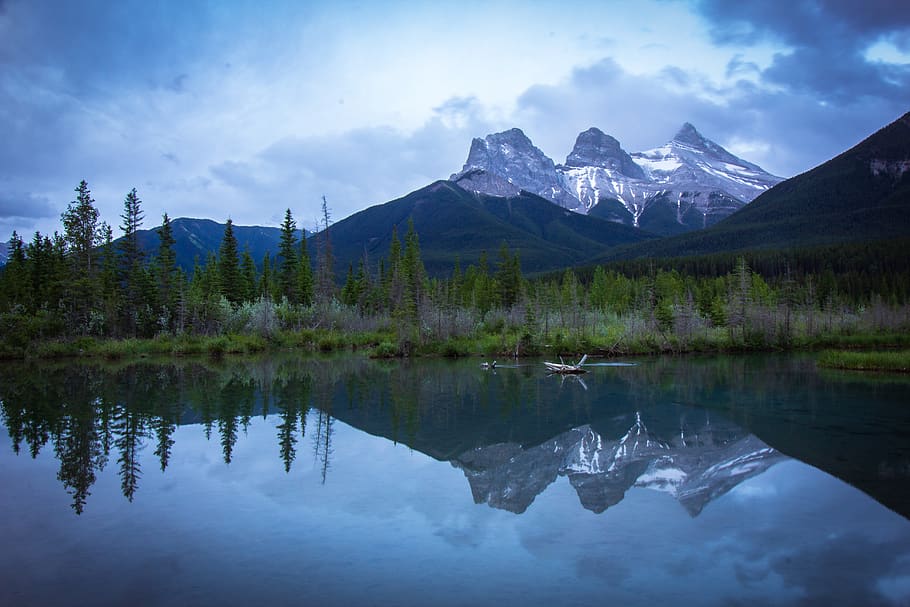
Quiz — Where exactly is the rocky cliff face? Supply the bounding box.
[453,128,583,211]
[451,124,784,236]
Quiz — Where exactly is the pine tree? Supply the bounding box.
[341,263,357,306]
[240,248,257,302]
[590,265,609,311]
[100,223,121,336]
[61,180,104,331]
[496,242,522,309]
[62,180,102,274]
[1,231,27,309]
[316,196,334,301]
[385,225,402,309]
[119,188,144,270]
[401,218,425,322]
[260,253,274,300]
[277,208,299,303]
[119,188,145,334]
[156,213,179,329]
[297,237,314,306]
[218,219,242,305]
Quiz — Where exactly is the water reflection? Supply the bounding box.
[454,412,786,515]
[1,354,908,519]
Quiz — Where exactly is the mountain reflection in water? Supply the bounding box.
[0,354,907,520]
[455,414,785,515]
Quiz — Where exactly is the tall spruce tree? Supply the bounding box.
[119,188,144,270]
[297,236,314,306]
[156,213,179,328]
[1,231,27,309]
[218,219,242,305]
[401,218,425,322]
[241,248,257,302]
[100,223,121,336]
[277,208,299,303]
[61,180,104,331]
[316,196,334,301]
[496,241,522,309]
[118,188,145,334]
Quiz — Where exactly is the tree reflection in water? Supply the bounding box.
[0,354,908,518]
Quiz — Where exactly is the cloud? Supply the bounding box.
[0,192,56,220]
[510,50,909,179]
[2,0,909,243]
[693,0,910,105]
[695,0,910,46]
[206,98,496,229]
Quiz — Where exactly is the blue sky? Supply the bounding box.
[1,0,909,239]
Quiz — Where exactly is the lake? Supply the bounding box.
[1,354,909,606]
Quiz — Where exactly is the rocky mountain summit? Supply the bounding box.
[452,128,581,210]
[451,123,784,235]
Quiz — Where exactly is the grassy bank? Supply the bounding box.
[3,324,909,363]
[816,349,910,373]
[1,329,392,361]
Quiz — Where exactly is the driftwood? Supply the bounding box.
[544,354,588,374]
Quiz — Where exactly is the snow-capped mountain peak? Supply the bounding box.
[631,124,780,205]
[452,128,583,212]
[564,127,645,179]
[450,123,785,236]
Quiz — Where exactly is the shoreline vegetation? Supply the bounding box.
[2,181,909,364]
[5,324,910,363]
[816,349,910,373]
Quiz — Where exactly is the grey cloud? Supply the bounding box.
[693,0,910,107]
[0,1,211,95]
[512,53,909,179]
[769,533,910,605]
[695,0,910,47]
[762,45,910,103]
[725,54,761,78]
[514,58,725,163]
[0,192,56,220]
[207,100,496,226]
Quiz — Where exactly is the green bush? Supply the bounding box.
[371,341,398,358]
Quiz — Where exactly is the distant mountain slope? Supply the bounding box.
[598,111,910,261]
[324,180,655,277]
[132,218,305,272]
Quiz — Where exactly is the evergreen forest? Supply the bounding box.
[1,181,908,360]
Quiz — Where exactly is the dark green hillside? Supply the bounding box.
[131,218,305,272]
[599,111,910,261]
[588,191,744,236]
[322,180,655,277]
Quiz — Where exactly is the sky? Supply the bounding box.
[1,0,909,240]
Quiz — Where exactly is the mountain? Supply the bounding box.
[131,218,306,272]
[451,124,783,236]
[451,128,582,211]
[453,414,786,516]
[324,180,655,277]
[597,110,910,260]
[0,241,7,266]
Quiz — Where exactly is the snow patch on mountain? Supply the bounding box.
[451,123,785,235]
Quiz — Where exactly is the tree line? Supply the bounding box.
[1,180,908,356]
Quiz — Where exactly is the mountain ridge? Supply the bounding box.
[452,123,784,236]
[132,217,306,272]
[596,109,910,260]
[323,179,655,277]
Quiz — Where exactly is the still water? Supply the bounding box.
[1,354,909,606]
